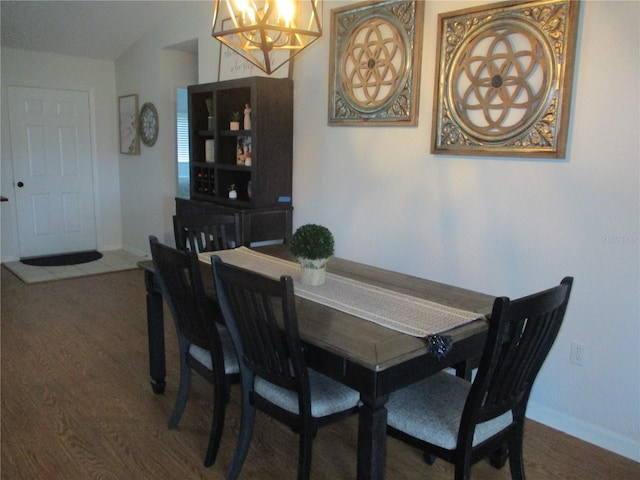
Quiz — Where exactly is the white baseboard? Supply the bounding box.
[527,401,640,462]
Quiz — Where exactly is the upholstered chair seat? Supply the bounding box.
[254,369,360,417]
[386,277,573,480]
[387,371,512,450]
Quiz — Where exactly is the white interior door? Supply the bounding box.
[8,86,97,258]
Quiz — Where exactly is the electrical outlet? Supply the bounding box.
[570,341,585,365]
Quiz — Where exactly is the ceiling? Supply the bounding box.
[1,1,201,61]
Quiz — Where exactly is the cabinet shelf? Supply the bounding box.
[187,76,292,208]
[192,162,250,170]
[220,129,251,136]
[197,130,215,136]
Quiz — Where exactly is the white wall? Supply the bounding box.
[0,48,122,261]
[290,0,640,460]
[115,2,210,253]
[1,0,637,463]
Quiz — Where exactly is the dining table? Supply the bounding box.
[138,244,496,480]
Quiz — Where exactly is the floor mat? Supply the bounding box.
[3,250,147,284]
[21,251,103,267]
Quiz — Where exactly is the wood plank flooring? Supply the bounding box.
[2,266,638,479]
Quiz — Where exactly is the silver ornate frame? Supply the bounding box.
[328,0,424,126]
[431,0,580,158]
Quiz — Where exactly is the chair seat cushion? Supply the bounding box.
[254,369,359,417]
[387,371,512,450]
[188,323,239,375]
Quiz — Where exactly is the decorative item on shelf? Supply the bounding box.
[247,181,252,199]
[212,0,323,75]
[205,98,214,130]
[289,224,335,286]
[236,136,252,165]
[243,103,251,130]
[230,111,241,130]
[228,183,237,199]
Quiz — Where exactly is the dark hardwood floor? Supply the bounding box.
[1,266,638,479]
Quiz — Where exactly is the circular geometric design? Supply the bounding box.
[340,16,407,112]
[139,102,159,147]
[446,19,555,143]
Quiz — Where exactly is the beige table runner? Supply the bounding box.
[200,247,484,338]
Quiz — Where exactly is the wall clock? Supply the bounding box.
[139,102,159,147]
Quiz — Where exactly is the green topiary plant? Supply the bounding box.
[289,224,335,260]
[230,111,241,122]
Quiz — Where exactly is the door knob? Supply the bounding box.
[16,181,24,188]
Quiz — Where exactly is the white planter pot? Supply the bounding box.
[298,258,328,286]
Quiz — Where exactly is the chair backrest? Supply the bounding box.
[211,256,310,406]
[462,277,573,433]
[173,214,240,253]
[149,235,219,350]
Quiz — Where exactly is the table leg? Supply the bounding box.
[357,393,389,480]
[144,270,166,394]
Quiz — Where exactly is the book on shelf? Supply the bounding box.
[205,139,214,163]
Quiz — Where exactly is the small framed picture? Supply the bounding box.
[236,136,252,166]
[118,94,140,155]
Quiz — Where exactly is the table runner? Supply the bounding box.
[200,247,484,340]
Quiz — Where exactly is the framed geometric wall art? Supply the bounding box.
[328,0,424,126]
[431,0,581,158]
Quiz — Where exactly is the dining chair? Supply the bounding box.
[149,236,239,467]
[386,277,574,480]
[211,256,361,480]
[173,213,240,253]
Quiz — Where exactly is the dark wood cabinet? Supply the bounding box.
[188,76,293,207]
[184,76,293,245]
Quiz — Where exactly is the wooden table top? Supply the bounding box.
[244,245,495,372]
[141,245,496,372]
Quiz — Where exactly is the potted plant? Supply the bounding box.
[228,183,237,199]
[229,111,241,130]
[289,224,335,286]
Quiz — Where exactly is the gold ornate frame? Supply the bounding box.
[328,0,424,126]
[431,0,580,158]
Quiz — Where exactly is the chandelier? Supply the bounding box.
[212,0,323,75]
